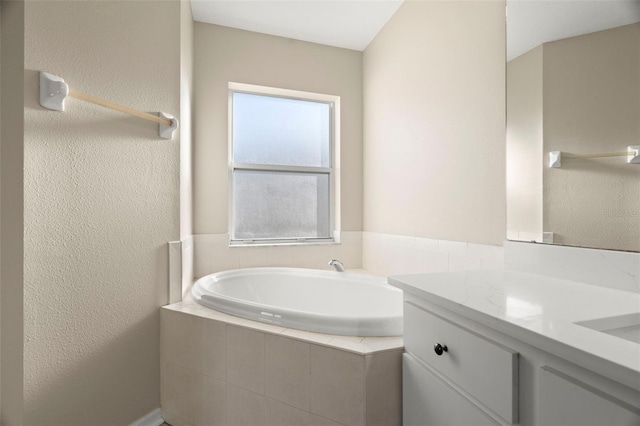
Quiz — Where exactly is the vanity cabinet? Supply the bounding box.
[539,367,640,426]
[403,299,518,425]
[403,353,499,426]
[401,293,640,426]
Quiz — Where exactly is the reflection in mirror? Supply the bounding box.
[506,0,640,252]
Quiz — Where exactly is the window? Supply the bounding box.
[229,83,340,245]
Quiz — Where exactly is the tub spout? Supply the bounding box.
[328,259,345,272]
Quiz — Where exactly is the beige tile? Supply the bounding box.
[227,384,266,426]
[202,308,250,326]
[194,240,213,279]
[310,345,365,426]
[162,362,199,425]
[182,236,194,298]
[238,246,268,268]
[448,254,482,272]
[329,335,364,354]
[199,316,226,380]
[241,320,286,335]
[416,236,439,252]
[326,338,365,355]
[467,242,504,261]
[481,257,505,270]
[169,241,183,304]
[437,239,468,256]
[292,244,336,270]
[422,250,450,273]
[161,310,200,368]
[212,244,239,273]
[281,328,333,345]
[163,410,194,426]
[265,399,310,426]
[265,335,310,410]
[161,309,226,381]
[329,334,365,344]
[365,351,403,426]
[195,375,226,426]
[361,336,404,354]
[226,325,265,394]
[266,245,294,267]
[310,414,346,426]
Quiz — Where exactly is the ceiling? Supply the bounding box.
[191,0,404,51]
[507,0,640,61]
[191,0,640,58]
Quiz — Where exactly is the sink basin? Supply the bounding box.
[576,313,640,345]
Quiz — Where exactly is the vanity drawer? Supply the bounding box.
[404,302,519,424]
[403,353,499,426]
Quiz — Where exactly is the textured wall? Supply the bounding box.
[363,0,506,245]
[543,23,640,251]
[1,1,25,424]
[193,23,363,234]
[23,1,181,424]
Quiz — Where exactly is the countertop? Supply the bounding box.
[388,269,640,392]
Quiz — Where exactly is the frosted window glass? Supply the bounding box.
[233,170,330,240]
[233,92,331,167]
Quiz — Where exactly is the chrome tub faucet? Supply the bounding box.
[328,259,345,272]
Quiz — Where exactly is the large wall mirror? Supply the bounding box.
[506,0,640,252]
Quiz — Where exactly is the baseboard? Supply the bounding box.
[129,408,164,426]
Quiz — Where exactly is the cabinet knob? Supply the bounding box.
[433,343,448,356]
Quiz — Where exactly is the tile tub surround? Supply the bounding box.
[193,232,363,279]
[161,302,403,426]
[504,240,640,293]
[362,232,504,277]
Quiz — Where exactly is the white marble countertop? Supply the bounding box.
[388,269,640,392]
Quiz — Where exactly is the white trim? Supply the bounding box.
[233,163,332,174]
[227,82,341,246]
[128,408,164,426]
[229,81,339,103]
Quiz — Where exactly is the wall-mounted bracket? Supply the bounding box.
[549,151,561,168]
[40,72,69,111]
[628,146,640,164]
[38,71,179,140]
[158,112,179,140]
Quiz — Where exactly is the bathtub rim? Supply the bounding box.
[191,267,403,337]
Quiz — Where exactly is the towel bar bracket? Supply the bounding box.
[549,146,640,168]
[39,71,178,140]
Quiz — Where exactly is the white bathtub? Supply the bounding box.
[191,267,403,336]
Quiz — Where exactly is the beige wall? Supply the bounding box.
[181,0,194,239]
[193,23,363,234]
[543,23,640,251]
[23,1,182,424]
[0,5,2,419]
[1,1,25,424]
[506,45,543,241]
[363,0,506,246]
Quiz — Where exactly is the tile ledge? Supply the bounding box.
[161,303,403,355]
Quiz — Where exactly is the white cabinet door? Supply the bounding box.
[403,354,499,426]
[539,367,640,426]
[404,302,519,424]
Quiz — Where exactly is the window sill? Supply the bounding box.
[229,240,340,248]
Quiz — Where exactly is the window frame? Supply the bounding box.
[228,82,341,246]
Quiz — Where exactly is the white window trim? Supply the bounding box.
[227,82,341,247]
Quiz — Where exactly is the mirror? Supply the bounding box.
[506,0,640,252]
